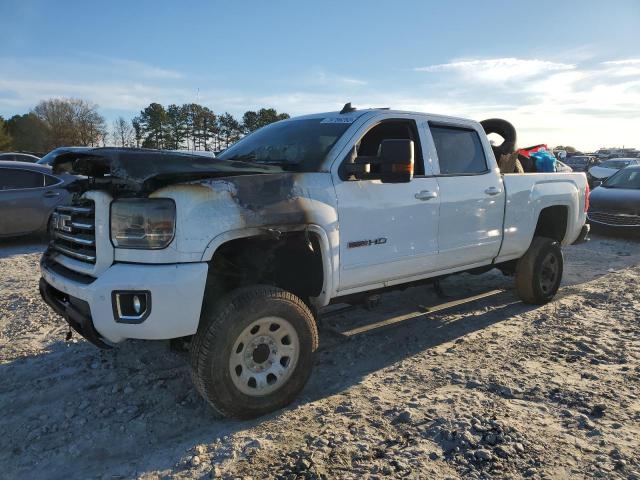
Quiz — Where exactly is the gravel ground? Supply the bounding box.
[0,232,639,479]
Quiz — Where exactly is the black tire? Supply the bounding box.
[480,118,517,158]
[189,285,318,419]
[515,236,563,304]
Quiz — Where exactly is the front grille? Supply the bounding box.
[51,200,97,263]
[588,210,640,227]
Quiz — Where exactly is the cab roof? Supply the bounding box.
[285,108,477,126]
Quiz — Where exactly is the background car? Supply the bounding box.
[588,165,640,231]
[587,158,640,187]
[0,152,41,162]
[564,155,599,172]
[555,160,573,173]
[0,161,76,238]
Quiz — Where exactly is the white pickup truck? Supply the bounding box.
[40,106,590,418]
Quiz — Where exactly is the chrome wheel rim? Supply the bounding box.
[540,252,559,294]
[229,316,300,396]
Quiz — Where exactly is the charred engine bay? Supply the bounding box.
[51,147,283,196]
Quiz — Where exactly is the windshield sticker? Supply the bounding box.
[321,117,356,124]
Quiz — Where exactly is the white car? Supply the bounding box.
[587,158,640,187]
[555,160,573,173]
[0,152,41,162]
[39,107,590,418]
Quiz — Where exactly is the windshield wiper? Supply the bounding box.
[226,153,257,161]
[223,155,301,172]
[226,156,299,168]
[253,159,300,166]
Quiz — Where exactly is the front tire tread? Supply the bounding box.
[189,285,318,419]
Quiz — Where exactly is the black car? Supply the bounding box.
[564,155,598,173]
[587,165,640,230]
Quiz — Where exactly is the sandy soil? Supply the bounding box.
[0,232,639,479]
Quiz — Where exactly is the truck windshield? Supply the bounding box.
[218,118,351,171]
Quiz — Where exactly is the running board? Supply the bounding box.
[321,288,505,338]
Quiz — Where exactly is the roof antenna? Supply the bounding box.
[340,102,356,114]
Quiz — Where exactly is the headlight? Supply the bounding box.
[111,199,176,249]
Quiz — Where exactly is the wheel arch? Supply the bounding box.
[201,224,334,307]
[533,205,569,243]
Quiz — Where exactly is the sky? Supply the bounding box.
[0,0,639,151]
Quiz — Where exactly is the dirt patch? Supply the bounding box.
[0,233,639,479]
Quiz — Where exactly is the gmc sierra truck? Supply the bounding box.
[39,107,590,418]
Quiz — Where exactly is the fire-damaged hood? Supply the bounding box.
[51,147,283,194]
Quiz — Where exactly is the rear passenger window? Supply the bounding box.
[44,174,60,186]
[0,169,45,189]
[431,125,488,175]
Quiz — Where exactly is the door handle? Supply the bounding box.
[484,187,501,196]
[415,190,438,201]
[43,191,61,198]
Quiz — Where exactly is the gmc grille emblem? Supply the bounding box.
[53,212,73,232]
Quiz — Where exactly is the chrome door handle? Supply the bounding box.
[484,187,501,196]
[415,190,438,201]
[43,191,61,198]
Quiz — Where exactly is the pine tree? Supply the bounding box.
[0,116,13,150]
[138,103,167,149]
[166,104,188,149]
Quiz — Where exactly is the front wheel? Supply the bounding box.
[189,285,318,418]
[515,236,563,304]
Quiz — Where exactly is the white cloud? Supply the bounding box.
[414,58,575,82]
[412,56,640,149]
[1,55,639,150]
[601,58,640,65]
[598,59,640,77]
[0,78,193,111]
[106,58,185,80]
[305,68,367,87]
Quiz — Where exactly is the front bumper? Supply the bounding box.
[39,278,112,349]
[40,257,209,344]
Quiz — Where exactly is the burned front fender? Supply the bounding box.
[114,172,339,268]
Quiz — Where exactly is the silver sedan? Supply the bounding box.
[0,161,76,238]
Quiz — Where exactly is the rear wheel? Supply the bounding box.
[515,236,563,304]
[190,285,318,418]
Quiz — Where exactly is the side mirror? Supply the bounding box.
[344,139,414,183]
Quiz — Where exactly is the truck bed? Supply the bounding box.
[497,172,588,262]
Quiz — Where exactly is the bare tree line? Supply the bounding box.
[0,97,289,154]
